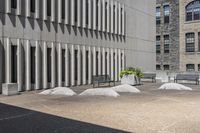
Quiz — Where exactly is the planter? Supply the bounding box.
[121,75,140,85]
[2,83,19,96]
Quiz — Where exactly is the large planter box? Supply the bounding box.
[2,83,19,96]
[121,75,140,85]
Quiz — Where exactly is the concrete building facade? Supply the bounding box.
[0,0,155,92]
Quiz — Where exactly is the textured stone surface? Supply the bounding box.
[156,0,180,71]
[2,83,19,96]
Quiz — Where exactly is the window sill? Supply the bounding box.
[185,20,200,24]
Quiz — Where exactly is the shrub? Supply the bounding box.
[120,67,144,78]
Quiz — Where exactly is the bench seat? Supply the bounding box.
[174,74,199,85]
[92,75,115,88]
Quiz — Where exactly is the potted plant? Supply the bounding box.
[120,67,144,85]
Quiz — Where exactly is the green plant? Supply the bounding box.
[119,67,144,78]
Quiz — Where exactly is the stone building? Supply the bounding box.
[179,0,200,72]
[156,0,180,71]
[0,0,155,92]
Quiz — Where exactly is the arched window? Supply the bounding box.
[186,0,200,21]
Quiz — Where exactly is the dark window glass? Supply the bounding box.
[96,0,99,27]
[113,5,115,32]
[186,0,200,21]
[31,47,36,84]
[198,32,200,51]
[31,0,35,13]
[186,64,195,71]
[105,2,107,30]
[198,64,200,71]
[156,36,161,54]
[62,0,65,19]
[156,65,161,70]
[75,0,77,23]
[47,0,51,16]
[86,0,89,25]
[156,7,161,25]
[164,65,170,70]
[11,0,17,9]
[186,33,195,52]
[164,5,170,24]
[11,46,17,83]
[164,35,170,53]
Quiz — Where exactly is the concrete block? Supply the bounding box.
[2,83,19,96]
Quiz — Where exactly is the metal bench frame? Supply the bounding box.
[92,75,115,88]
[174,74,200,85]
[142,73,156,83]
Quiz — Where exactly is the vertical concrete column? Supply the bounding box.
[82,46,86,85]
[17,39,22,91]
[102,48,106,75]
[115,1,118,35]
[71,0,75,26]
[93,0,97,30]
[65,44,69,86]
[51,43,56,88]
[98,0,102,31]
[43,42,48,89]
[98,47,101,75]
[17,0,21,15]
[118,3,121,35]
[88,46,92,84]
[82,0,86,28]
[26,0,31,17]
[118,49,121,80]
[122,50,125,70]
[6,38,11,83]
[65,0,69,24]
[107,0,110,33]
[35,0,40,19]
[114,49,118,81]
[43,0,47,20]
[102,0,105,32]
[71,45,75,86]
[35,41,40,90]
[88,0,92,29]
[25,40,31,91]
[110,48,114,81]
[58,43,62,87]
[51,0,55,22]
[78,0,81,27]
[77,45,81,85]
[110,0,114,33]
[122,4,125,36]
[6,0,11,13]
[58,0,62,23]
[93,47,96,76]
[107,48,110,76]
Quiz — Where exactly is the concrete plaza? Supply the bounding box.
[0,82,200,133]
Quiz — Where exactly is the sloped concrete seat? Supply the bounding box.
[2,83,19,96]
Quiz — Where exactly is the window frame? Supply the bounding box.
[186,33,195,52]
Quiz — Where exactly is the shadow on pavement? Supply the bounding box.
[0,103,131,133]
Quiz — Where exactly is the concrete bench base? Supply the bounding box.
[2,83,19,96]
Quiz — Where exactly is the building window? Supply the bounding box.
[186,0,200,21]
[62,0,65,19]
[186,33,195,52]
[198,64,200,71]
[164,5,170,24]
[31,0,35,13]
[11,0,17,9]
[105,2,108,30]
[164,35,170,53]
[198,32,200,51]
[156,7,161,25]
[164,65,170,70]
[96,0,99,27]
[186,64,195,71]
[86,0,89,25]
[75,0,77,23]
[156,65,161,70]
[47,0,51,16]
[113,5,116,32]
[156,36,161,54]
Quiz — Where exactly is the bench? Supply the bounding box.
[92,75,115,88]
[142,73,156,83]
[174,74,200,85]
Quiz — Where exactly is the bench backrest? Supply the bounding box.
[92,75,111,82]
[143,73,156,78]
[176,74,199,80]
